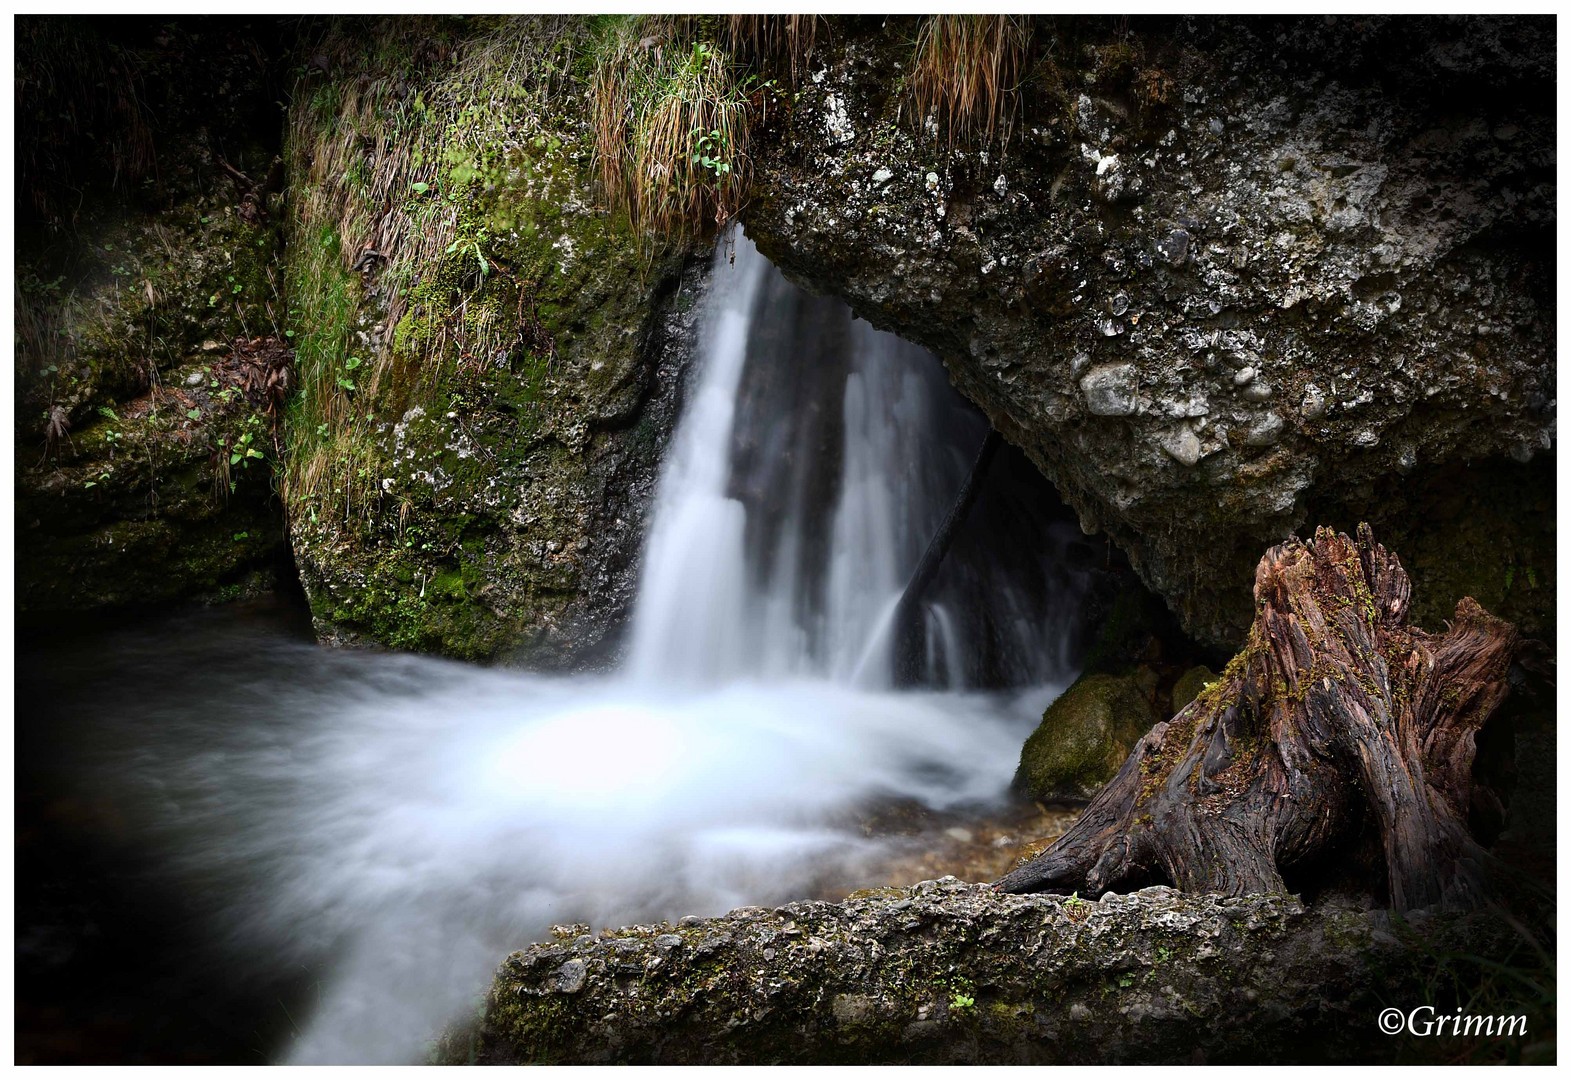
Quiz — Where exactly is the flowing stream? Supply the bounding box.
[17,232,1088,1064]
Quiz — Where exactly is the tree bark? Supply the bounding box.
[996,525,1523,912]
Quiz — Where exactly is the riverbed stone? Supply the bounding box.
[1014,671,1155,802]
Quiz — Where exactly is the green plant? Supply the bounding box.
[591,24,752,236]
[950,993,975,1010]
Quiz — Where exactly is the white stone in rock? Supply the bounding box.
[1161,425,1203,467]
[1080,364,1139,416]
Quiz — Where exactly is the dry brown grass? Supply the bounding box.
[591,20,752,236]
[906,15,1032,148]
[725,14,818,82]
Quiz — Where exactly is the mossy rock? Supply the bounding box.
[1015,670,1155,802]
[16,358,284,619]
[281,18,708,666]
[1170,665,1218,716]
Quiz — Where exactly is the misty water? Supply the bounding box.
[18,233,1089,1063]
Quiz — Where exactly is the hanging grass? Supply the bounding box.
[282,17,577,522]
[906,15,1032,148]
[591,20,753,237]
[725,14,818,83]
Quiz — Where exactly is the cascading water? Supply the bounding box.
[17,231,1090,1064]
[631,232,1081,688]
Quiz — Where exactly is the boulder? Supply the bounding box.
[15,18,290,619]
[280,20,709,665]
[1169,664,1217,715]
[743,15,1555,650]
[1015,671,1155,802]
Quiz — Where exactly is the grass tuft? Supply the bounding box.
[282,17,576,523]
[906,15,1031,148]
[591,19,752,237]
[725,14,818,82]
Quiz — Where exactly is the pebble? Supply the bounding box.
[1301,385,1327,420]
[1244,412,1285,447]
[1161,426,1203,467]
[556,958,588,994]
[1158,229,1191,266]
[1080,364,1139,417]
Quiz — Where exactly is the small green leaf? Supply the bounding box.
[231,453,242,465]
[284,329,296,338]
[412,181,430,194]
[187,408,201,420]
[84,481,97,489]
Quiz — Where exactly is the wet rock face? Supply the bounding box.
[288,250,709,667]
[282,21,712,667]
[17,354,287,619]
[743,15,1554,649]
[461,880,1515,1065]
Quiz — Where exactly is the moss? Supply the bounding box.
[282,17,703,664]
[1170,665,1218,716]
[1015,671,1156,802]
[17,357,284,619]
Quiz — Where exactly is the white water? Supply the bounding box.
[47,232,1081,1063]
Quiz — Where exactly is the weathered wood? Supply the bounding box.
[891,428,1002,685]
[996,525,1523,912]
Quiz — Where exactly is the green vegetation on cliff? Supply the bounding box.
[281,16,712,662]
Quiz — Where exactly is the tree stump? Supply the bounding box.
[996,525,1524,912]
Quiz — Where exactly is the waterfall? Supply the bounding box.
[19,229,1090,1065]
[629,230,1074,689]
[625,239,769,682]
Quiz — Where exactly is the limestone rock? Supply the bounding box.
[744,15,1555,649]
[459,882,1529,1064]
